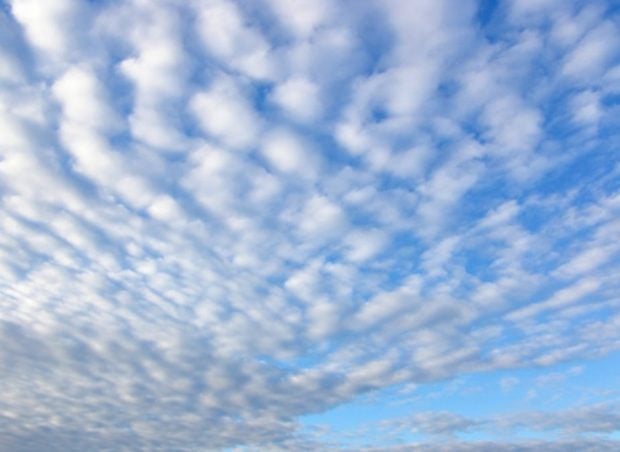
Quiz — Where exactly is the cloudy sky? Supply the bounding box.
[1,0,619,450]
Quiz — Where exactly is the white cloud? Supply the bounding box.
[481,95,542,154]
[562,21,619,80]
[1,0,620,449]
[117,3,191,152]
[285,259,323,302]
[194,0,276,80]
[147,194,184,223]
[353,276,422,330]
[52,67,121,133]
[9,0,85,59]
[190,76,262,150]
[556,245,615,277]
[510,0,564,18]
[297,194,347,242]
[267,0,335,39]
[507,277,602,322]
[571,89,602,125]
[271,77,323,122]
[260,128,319,176]
[344,228,389,262]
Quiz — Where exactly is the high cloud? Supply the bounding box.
[1,0,619,450]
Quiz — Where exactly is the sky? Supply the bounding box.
[0,0,619,450]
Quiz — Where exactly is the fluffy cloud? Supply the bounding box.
[271,77,323,122]
[1,0,619,450]
[191,75,263,150]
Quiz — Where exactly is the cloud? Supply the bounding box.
[358,439,620,452]
[1,0,619,449]
[562,20,619,81]
[271,77,323,122]
[267,0,336,39]
[349,403,620,449]
[195,0,276,80]
[407,411,482,436]
[9,0,87,60]
[52,67,121,132]
[260,128,320,177]
[191,75,263,150]
[498,403,620,434]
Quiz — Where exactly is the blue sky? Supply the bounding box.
[0,0,619,450]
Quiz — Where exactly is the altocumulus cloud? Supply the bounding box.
[0,0,620,450]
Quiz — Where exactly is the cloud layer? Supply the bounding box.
[1,0,619,449]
